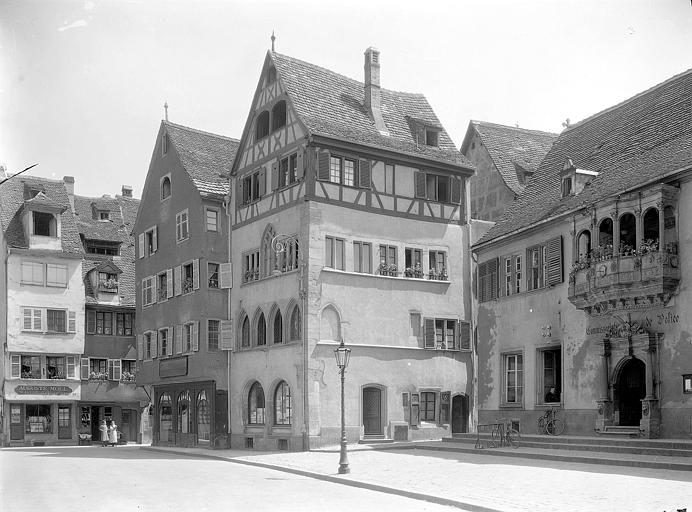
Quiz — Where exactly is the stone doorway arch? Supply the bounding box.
[613,356,646,426]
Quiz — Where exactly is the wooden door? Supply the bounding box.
[451,395,467,434]
[10,404,24,441]
[362,387,382,435]
[58,405,71,439]
[121,409,137,443]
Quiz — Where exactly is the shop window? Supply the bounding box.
[159,393,173,442]
[289,305,301,341]
[248,382,265,424]
[197,390,211,443]
[503,353,523,405]
[274,381,292,425]
[178,390,192,434]
[26,404,52,433]
[33,211,56,237]
[420,392,436,422]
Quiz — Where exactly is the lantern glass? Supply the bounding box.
[334,340,351,370]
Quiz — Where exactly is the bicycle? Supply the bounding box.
[495,418,521,448]
[537,407,565,436]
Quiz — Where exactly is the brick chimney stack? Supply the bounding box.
[121,185,133,198]
[63,176,75,212]
[364,47,389,136]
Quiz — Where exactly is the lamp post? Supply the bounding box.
[334,339,351,474]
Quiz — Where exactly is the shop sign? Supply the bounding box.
[586,310,679,337]
[15,385,72,395]
[159,356,188,378]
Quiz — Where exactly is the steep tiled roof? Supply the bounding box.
[164,121,240,197]
[271,52,472,169]
[464,121,557,194]
[477,68,692,246]
[74,195,124,242]
[0,175,83,254]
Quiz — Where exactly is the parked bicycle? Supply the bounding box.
[537,407,565,435]
[495,418,521,448]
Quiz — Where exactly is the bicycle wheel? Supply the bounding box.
[536,416,546,435]
[507,428,521,448]
[546,418,565,436]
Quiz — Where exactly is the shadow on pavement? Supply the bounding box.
[1,445,211,461]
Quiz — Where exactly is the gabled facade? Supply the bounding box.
[135,121,239,447]
[473,69,692,438]
[228,47,475,450]
[461,121,557,221]
[0,175,85,446]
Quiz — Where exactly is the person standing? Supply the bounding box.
[99,420,109,447]
[109,421,119,447]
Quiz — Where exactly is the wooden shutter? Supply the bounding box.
[166,269,174,298]
[87,310,96,334]
[258,168,266,196]
[220,320,233,350]
[68,311,76,332]
[11,355,20,378]
[296,149,305,179]
[193,259,200,290]
[478,259,498,302]
[175,325,183,354]
[138,233,145,259]
[81,357,90,380]
[174,266,182,296]
[271,161,279,190]
[424,318,435,348]
[152,226,158,252]
[219,262,232,289]
[152,276,158,304]
[451,176,462,205]
[318,151,330,181]
[359,159,371,189]
[237,177,244,206]
[151,331,158,359]
[414,171,426,198]
[459,321,471,350]
[113,359,121,381]
[137,334,143,361]
[353,159,360,188]
[498,257,507,298]
[108,359,114,380]
[546,236,563,286]
[193,321,199,351]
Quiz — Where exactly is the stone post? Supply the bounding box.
[640,334,660,438]
[595,338,613,432]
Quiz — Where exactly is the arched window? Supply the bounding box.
[598,218,613,248]
[577,230,591,260]
[197,390,211,443]
[159,392,173,442]
[177,390,191,434]
[161,176,171,200]
[271,101,287,131]
[248,382,265,424]
[255,111,270,140]
[241,315,250,348]
[262,225,277,278]
[273,310,283,344]
[619,213,636,253]
[256,312,266,346]
[320,305,341,341]
[289,304,301,341]
[643,208,659,242]
[274,381,292,425]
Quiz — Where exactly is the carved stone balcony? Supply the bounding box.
[568,251,680,315]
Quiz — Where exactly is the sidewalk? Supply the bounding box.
[142,441,692,512]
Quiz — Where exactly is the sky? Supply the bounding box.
[1,0,691,198]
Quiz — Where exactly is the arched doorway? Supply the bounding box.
[451,395,468,434]
[362,386,383,436]
[616,357,646,426]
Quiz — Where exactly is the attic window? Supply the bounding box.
[161,175,171,201]
[267,66,277,84]
[99,211,110,221]
[271,101,287,131]
[561,177,573,197]
[256,111,270,140]
[425,129,439,147]
[85,240,120,256]
[162,133,169,155]
[33,211,56,237]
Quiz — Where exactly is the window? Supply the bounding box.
[478,259,498,303]
[405,248,423,277]
[278,153,299,188]
[21,355,40,379]
[329,156,342,184]
[90,358,107,378]
[47,309,66,332]
[44,263,68,287]
[96,312,112,335]
[208,320,220,351]
[142,276,155,306]
[25,404,52,433]
[426,174,449,203]
[85,240,120,255]
[121,360,136,382]
[243,250,260,283]
[205,208,218,232]
[289,305,301,341]
[162,133,169,155]
[33,211,56,236]
[503,353,523,405]
[178,391,192,434]
[176,210,189,242]
[139,226,158,258]
[256,313,266,346]
[425,129,439,147]
[241,170,264,205]
[159,328,169,357]
[98,271,118,292]
[420,392,436,421]
[501,255,523,296]
[271,101,286,131]
[273,236,299,273]
[255,111,270,140]
[21,261,44,285]
[538,347,562,404]
[184,323,194,352]
[526,238,564,291]
[325,236,345,270]
[161,176,171,200]
[424,318,457,350]
[241,316,250,348]
[428,251,447,280]
[378,244,397,276]
[248,382,265,424]
[208,263,219,288]
[157,272,168,301]
[266,66,277,84]
[684,375,692,394]
[273,310,283,344]
[182,262,194,294]
[274,381,292,425]
[384,164,395,194]
[144,332,152,359]
[99,210,110,220]
[23,308,42,331]
[115,313,133,336]
[46,356,65,379]
[415,171,461,204]
[353,241,372,274]
[343,159,355,187]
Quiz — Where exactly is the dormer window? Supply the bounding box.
[161,175,171,201]
[425,129,439,147]
[98,272,118,292]
[561,177,573,197]
[33,211,56,237]
[271,101,286,131]
[256,111,270,140]
[99,211,110,221]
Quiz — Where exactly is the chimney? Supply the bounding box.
[364,47,389,136]
[121,185,133,198]
[63,176,75,212]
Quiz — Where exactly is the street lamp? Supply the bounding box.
[334,339,351,474]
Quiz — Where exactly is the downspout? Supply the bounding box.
[301,145,310,451]
[225,185,233,446]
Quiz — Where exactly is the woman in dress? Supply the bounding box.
[109,421,119,446]
[99,420,109,447]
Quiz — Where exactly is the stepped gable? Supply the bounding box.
[271,51,472,169]
[477,68,692,246]
[164,121,240,197]
[464,121,558,194]
[0,175,83,254]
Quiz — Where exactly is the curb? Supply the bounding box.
[141,446,502,512]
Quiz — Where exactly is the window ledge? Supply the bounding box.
[322,267,450,284]
[241,268,300,287]
[499,403,524,409]
[536,403,563,409]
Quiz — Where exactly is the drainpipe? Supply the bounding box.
[225,187,233,446]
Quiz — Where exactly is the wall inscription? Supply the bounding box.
[586,311,679,336]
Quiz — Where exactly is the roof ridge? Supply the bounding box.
[472,120,559,137]
[163,120,240,143]
[564,67,692,133]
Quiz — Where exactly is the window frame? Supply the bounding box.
[205,207,218,232]
[21,261,45,286]
[325,236,345,270]
[537,346,562,405]
[274,381,292,425]
[175,209,190,243]
[207,319,220,351]
[158,327,170,357]
[353,241,372,274]
[142,276,155,307]
[207,262,220,289]
[248,382,266,425]
[32,211,57,237]
[160,174,172,201]
[420,391,437,422]
[502,351,524,407]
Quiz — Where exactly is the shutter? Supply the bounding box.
[353,159,360,188]
[424,318,435,348]
[451,176,462,204]
[152,226,158,252]
[296,149,305,179]
[166,269,174,298]
[174,266,182,296]
[318,151,330,181]
[151,331,158,359]
[498,257,507,298]
[414,171,426,198]
[219,262,232,289]
[87,310,96,334]
[68,311,76,332]
[193,321,199,351]
[11,355,21,378]
[478,262,487,302]
[81,357,90,380]
[137,334,143,361]
[138,233,145,259]
[237,177,244,206]
[459,321,471,350]
[271,161,279,190]
[359,159,371,189]
[193,259,200,290]
[152,275,158,304]
[113,359,121,381]
[175,325,183,354]
[546,236,563,286]
[258,168,266,196]
[220,320,233,350]
[108,359,115,380]
[66,356,76,378]
[489,258,498,300]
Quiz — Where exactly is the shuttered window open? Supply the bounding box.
[424,318,435,348]
[414,171,426,198]
[451,176,462,205]
[317,152,330,181]
[358,159,371,189]
[459,321,471,350]
[546,236,563,286]
[478,258,498,302]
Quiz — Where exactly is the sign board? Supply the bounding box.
[5,381,80,401]
[159,356,188,378]
[16,385,72,395]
